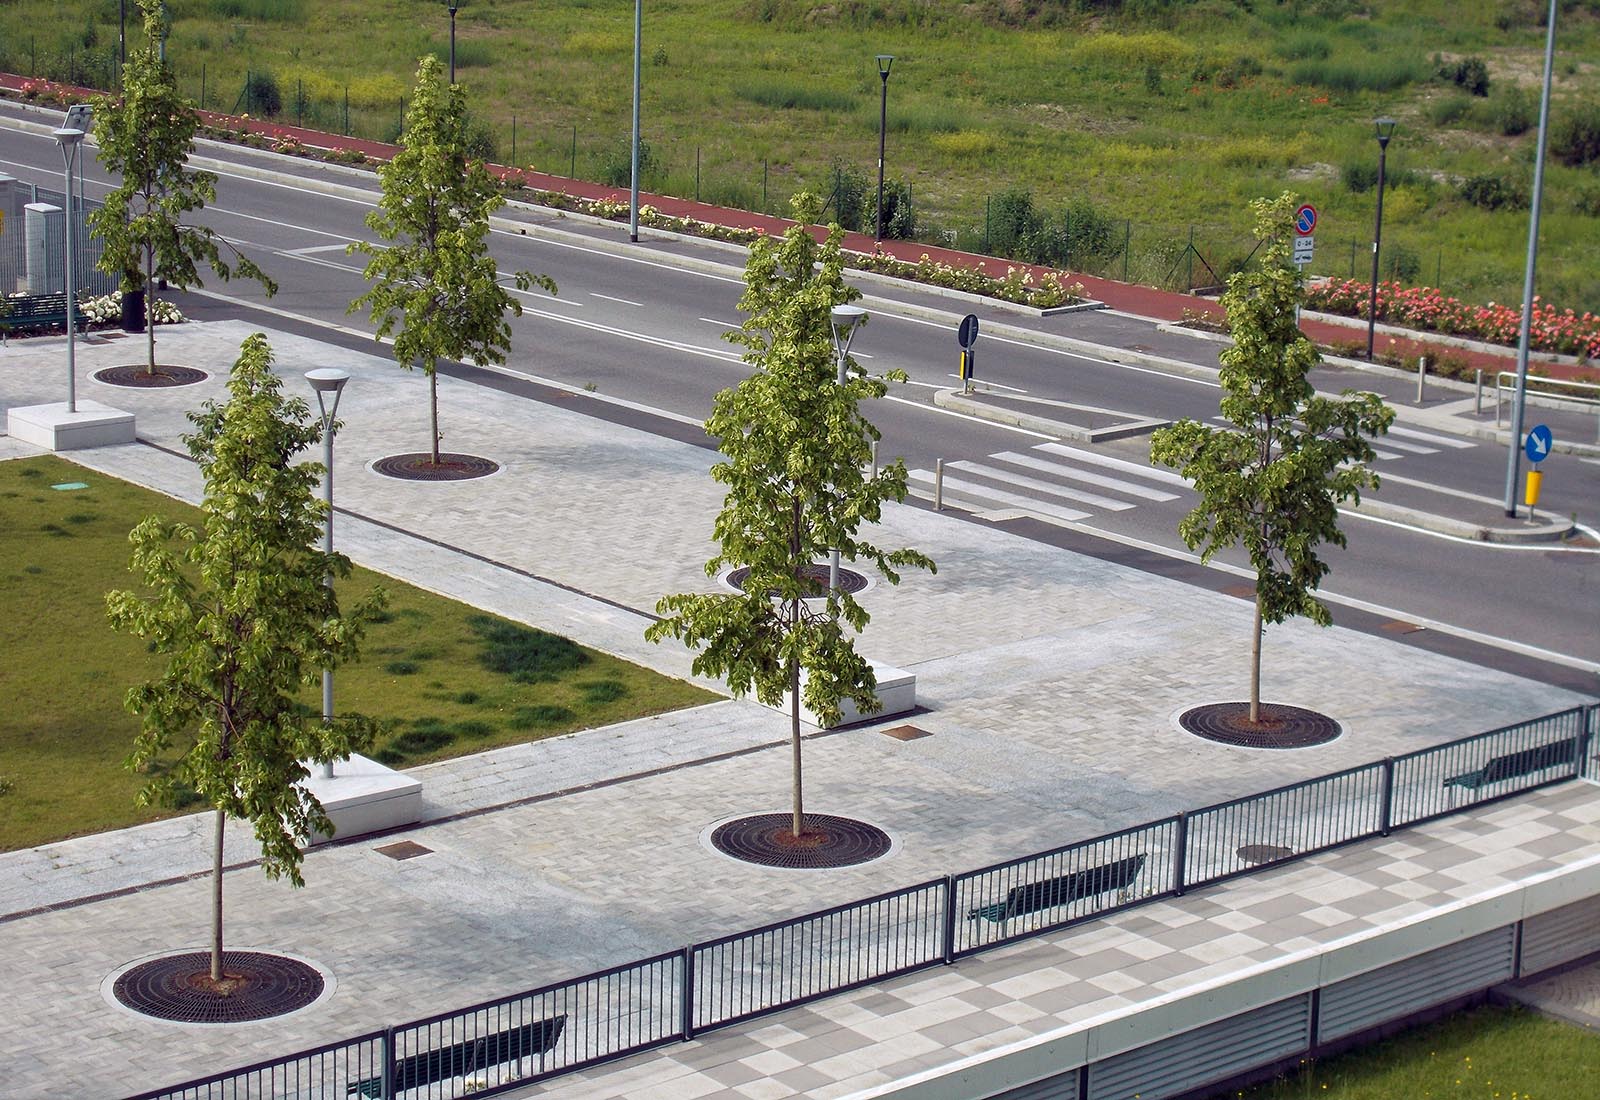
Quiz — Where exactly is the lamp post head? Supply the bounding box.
[831,304,868,339]
[877,54,894,79]
[448,2,459,14]
[306,368,350,423]
[1373,117,1397,148]
[52,126,85,149]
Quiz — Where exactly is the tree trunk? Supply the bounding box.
[789,647,803,839]
[1249,595,1263,724]
[428,370,440,465]
[143,246,156,375]
[210,808,225,982]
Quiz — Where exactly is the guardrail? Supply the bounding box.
[125,703,1597,1100]
[1495,371,1600,444]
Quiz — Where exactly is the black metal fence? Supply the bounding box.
[125,704,1597,1100]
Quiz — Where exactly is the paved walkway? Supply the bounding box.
[0,320,1595,1099]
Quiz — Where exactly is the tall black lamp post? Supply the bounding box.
[875,54,894,246]
[448,2,459,84]
[1365,117,1397,361]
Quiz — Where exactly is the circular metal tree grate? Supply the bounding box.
[372,452,500,481]
[725,564,868,598]
[710,813,891,869]
[112,951,325,1024]
[1178,703,1342,749]
[94,364,206,388]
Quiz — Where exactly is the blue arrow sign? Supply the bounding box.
[1524,424,1552,464]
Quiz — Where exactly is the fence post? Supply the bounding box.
[381,1026,397,1100]
[1123,219,1131,282]
[1380,758,1395,836]
[1172,812,1188,895]
[680,946,696,1040]
[942,875,958,964]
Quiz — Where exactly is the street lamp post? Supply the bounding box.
[448,2,459,84]
[53,126,84,414]
[629,0,642,242]
[828,304,868,597]
[874,55,894,246]
[1366,117,1396,361]
[306,368,351,779]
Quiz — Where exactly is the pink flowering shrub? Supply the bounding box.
[1307,278,1600,361]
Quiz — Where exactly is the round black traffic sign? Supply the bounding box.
[958,313,980,349]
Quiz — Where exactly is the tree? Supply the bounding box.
[106,333,383,984]
[1148,193,1393,723]
[349,54,555,465]
[646,195,934,838]
[89,0,276,374]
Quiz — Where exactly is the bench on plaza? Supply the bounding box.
[0,292,77,344]
[968,853,1147,924]
[346,1014,566,1097]
[1443,736,1589,793]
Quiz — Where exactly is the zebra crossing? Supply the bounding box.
[905,422,1476,527]
[906,442,1186,526]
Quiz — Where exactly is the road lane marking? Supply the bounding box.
[591,293,643,306]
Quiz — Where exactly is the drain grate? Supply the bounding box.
[1179,702,1342,749]
[112,951,324,1023]
[710,813,891,869]
[881,724,931,742]
[94,364,206,387]
[374,840,433,860]
[372,452,499,481]
[725,563,868,598]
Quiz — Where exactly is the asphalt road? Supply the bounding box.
[1,112,1596,686]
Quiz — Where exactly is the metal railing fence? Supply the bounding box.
[0,182,118,299]
[123,704,1598,1100]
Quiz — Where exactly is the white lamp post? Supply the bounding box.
[307,368,350,778]
[629,0,642,242]
[828,305,868,597]
[53,126,85,413]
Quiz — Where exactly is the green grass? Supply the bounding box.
[3,2,1599,305]
[0,455,716,852]
[1219,1002,1599,1100]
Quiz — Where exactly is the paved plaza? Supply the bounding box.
[1,321,1596,1098]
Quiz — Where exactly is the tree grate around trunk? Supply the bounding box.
[372,452,500,481]
[93,364,206,387]
[1179,702,1342,748]
[112,950,325,1023]
[725,563,868,598]
[710,813,891,869]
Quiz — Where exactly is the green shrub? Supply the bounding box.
[986,188,1047,259]
[1436,54,1490,97]
[825,159,869,232]
[867,178,917,240]
[1426,95,1472,127]
[600,137,657,188]
[1552,99,1600,167]
[469,615,588,682]
[246,69,282,116]
[1571,180,1600,218]
[1459,173,1528,211]
[1493,85,1534,136]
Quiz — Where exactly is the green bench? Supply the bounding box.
[0,292,77,344]
[347,1013,565,1098]
[968,853,1147,924]
[1443,737,1586,792]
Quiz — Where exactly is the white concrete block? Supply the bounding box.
[7,400,136,450]
[300,753,422,845]
[769,659,917,729]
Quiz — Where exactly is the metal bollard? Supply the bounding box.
[934,459,944,512]
[1416,357,1426,403]
[870,439,878,481]
[1475,369,1483,417]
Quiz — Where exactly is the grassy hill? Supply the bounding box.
[4,0,1600,308]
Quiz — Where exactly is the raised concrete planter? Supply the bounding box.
[299,754,422,845]
[8,400,136,450]
[771,659,917,729]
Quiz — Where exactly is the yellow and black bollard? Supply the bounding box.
[1524,468,1543,519]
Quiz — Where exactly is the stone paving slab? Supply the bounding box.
[0,321,1595,1099]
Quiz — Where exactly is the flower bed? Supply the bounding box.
[1307,278,1600,362]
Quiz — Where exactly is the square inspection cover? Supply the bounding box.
[374,841,433,861]
[881,724,932,742]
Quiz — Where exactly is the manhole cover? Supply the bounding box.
[725,563,868,598]
[710,813,891,869]
[94,364,206,387]
[374,840,432,860]
[372,452,500,481]
[882,724,931,742]
[112,951,324,1023]
[1178,702,1341,748]
[1237,844,1295,865]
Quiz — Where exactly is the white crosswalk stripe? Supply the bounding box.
[1386,423,1476,449]
[1203,417,1471,461]
[907,442,1192,525]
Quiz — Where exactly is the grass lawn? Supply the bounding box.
[4,2,1599,307]
[0,454,716,852]
[1218,1002,1599,1100]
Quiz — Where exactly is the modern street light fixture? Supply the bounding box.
[53,126,84,414]
[448,2,460,84]
[1365,117,1397,361]
[828,304,868,597]
[629,0,642,242]
[306,368,351,779]
[1504,0,1560,519]
[874,55,894,247]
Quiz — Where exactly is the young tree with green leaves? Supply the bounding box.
[349,54,555,465]
[1149,192,1393,723]
[646,195,934,839]
[89,0,275,374]
[107,333,383,984]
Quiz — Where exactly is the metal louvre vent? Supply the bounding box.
[1318,926,1515,1043]
[1085,995,1311,1100]
[985,1066,1081,1100]
[1520,895,1600,977]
